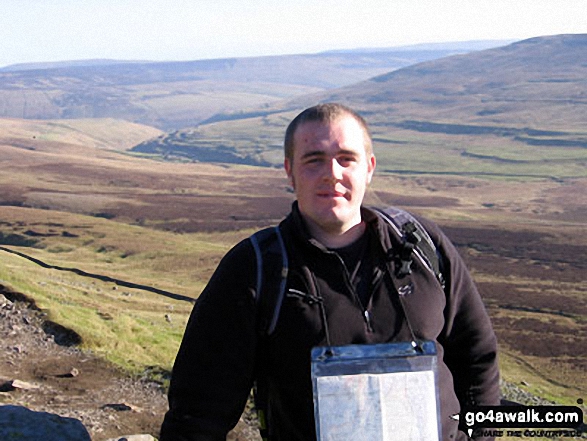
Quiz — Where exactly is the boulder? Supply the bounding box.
[0,405,91,440]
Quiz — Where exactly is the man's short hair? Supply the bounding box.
[284,103,373,163]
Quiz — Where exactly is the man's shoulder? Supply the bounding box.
[215,235,258,271]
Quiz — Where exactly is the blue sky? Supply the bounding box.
[2,0,586,67]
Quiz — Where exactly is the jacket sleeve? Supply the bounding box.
[421,218,501,408]
[160,239,259,441]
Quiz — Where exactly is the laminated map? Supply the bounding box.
[315,370,439,441]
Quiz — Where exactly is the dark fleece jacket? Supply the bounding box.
[160,204,500,441]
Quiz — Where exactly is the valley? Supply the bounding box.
[0,35,585,440]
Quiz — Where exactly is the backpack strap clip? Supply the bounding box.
[372,206,445,290]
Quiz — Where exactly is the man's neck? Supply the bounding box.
[307,219,367,249]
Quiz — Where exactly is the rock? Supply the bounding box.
[0,379,40,391]
[0,405,91,440]
[12,379,40,390]
[105,435,157,441]
[500,379,552,406]
[102,402,142,412]
[57,367,80,378]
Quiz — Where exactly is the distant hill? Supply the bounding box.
[0,59,148,72]
[0,41,509,131]
[326,34,587,130]
[133,34,587,180]
[322,39,514,54]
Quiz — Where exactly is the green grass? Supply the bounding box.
[371,131,587,179]
[0,250,192,373]
[0,208,252,374]
[160,116,587,181]
[499,351,583,407]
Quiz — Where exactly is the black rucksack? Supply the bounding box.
[249,206,445,336]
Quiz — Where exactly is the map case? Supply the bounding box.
[311,341,442,441]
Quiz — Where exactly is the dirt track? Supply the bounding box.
[0,284,261,441]
[0,284,169,440]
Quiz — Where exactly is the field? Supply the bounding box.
[138,109,587,184]
[0,118,585,439]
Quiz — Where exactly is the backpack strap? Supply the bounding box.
[372,206,447,352]
[373,206,445,290]
[249,226,288,440]
[249,226,289,336]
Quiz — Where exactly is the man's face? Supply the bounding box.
[284,116,376,236]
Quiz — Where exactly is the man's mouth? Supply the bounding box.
[316,189,347,199]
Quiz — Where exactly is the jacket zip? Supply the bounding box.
[286,288,321,305]
[330,251,374,333]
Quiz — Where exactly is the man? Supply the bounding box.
[160,103,500,440]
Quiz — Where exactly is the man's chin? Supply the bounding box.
[317,208,357,229]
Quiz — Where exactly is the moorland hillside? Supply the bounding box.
[138,34,587,179]
[0,42,502,131]
[328,34,587,130]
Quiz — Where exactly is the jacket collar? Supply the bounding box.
[284,202,391,254]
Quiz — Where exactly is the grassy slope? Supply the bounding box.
[139,109,587,180]
[150,36,587,183]
[0,117,163,150]
[0,117,282,372]
[0,206,249,373]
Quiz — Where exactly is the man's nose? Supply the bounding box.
[324,158,343,181]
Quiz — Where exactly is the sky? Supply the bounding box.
[2,0,587,68]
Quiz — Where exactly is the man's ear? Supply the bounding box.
[367,154,376,184]
[284,158,294,188]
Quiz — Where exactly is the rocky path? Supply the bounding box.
[0,285,169,440]
[0,283,260,441]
